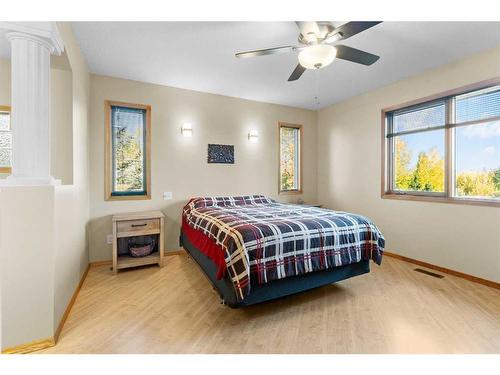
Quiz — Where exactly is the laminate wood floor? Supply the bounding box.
[39,253,500,354]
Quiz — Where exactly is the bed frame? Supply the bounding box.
[180,230,370,308]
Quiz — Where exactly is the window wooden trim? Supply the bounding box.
[278,121,303,195]
[105,100,151,201]
[0,105,11,174]
[381,77,500,208]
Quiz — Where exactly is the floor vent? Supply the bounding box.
[414,268,445,278]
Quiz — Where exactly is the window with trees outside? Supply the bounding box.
[383,81,500,205]
[105,101,151,200]
[279,122,302,193]
[0,106,12,174]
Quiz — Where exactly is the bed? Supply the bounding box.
[181,195,385,307]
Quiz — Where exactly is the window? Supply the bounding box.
[383,80,500,205]
[279,122,302,193]
[390,101,446,194]
[455,87,500,200]
[0,106,12,174]
[105,101,151,200]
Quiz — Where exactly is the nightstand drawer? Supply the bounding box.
[116,218,160,237]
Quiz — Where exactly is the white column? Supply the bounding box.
[0,23,64,186]
[8,33,53,184]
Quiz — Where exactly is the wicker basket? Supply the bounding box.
[128,238,156,258]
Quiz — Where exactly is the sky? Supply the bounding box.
[456,121,500,172]
[400,121,500,173]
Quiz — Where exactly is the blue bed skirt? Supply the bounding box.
[181,230,370,308]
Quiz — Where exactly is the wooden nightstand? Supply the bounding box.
[112,210,165,273]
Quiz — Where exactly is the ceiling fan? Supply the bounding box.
[235,21,382,81]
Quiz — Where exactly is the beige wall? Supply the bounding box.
[0,187,56,348]
[0,58,9,105]
[318,45,500,282]
[53,22,91,333]
[51,66,73,185]
[88,75,318,261]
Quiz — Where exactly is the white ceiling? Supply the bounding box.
[3,22,500,109]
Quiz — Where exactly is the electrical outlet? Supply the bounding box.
[163,191,173,200]
[106,234,113,245]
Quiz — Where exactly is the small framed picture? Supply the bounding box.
[207,144,235,164]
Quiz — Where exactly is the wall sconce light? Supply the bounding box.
[181,123,193,137]
[248,130,259,143]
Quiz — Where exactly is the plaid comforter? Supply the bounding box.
[182,195,385,301]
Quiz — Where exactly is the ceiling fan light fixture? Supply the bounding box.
[298,44,337,70]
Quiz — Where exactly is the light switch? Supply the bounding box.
[163,191,173,200]
[106,234,113,245]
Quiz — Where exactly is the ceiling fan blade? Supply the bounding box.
[288,64,306,81]
[327,21,382,42]
[335,45,380,65]
[235,45,296,58]
[295,21,320,36]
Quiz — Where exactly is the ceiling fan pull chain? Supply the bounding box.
[314,69,321,107]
